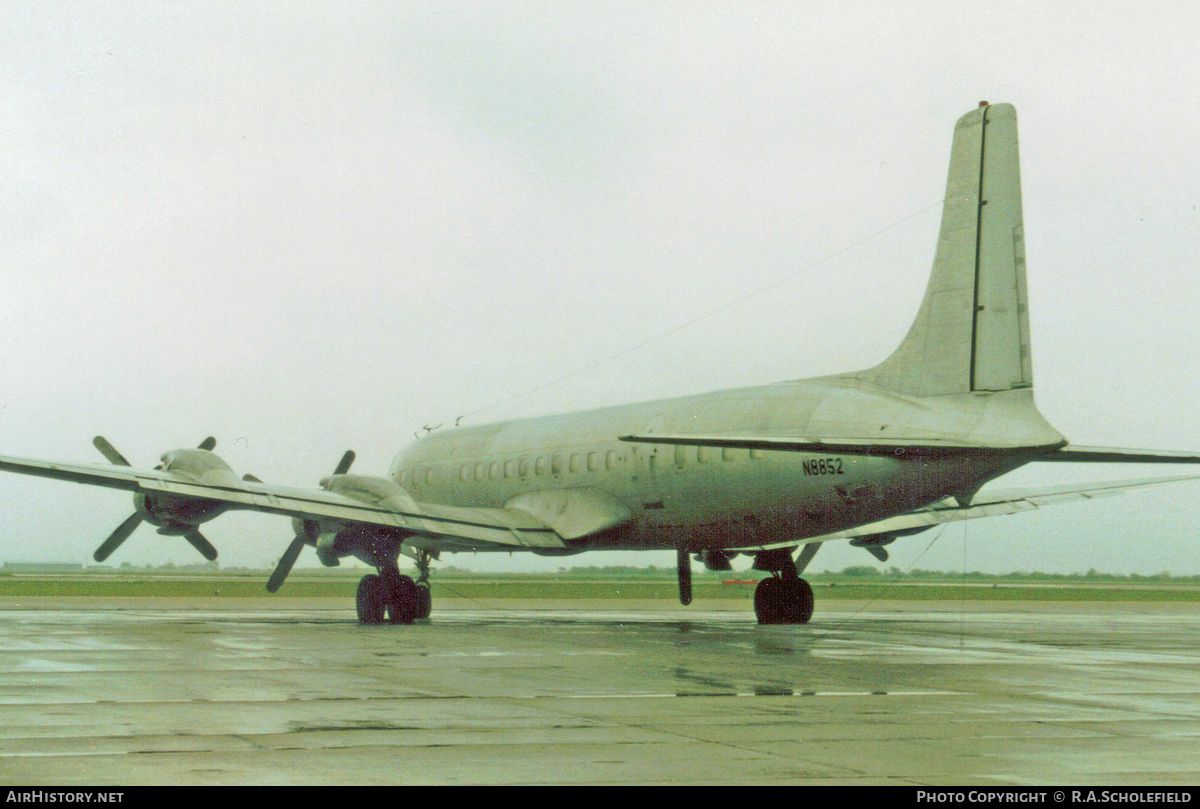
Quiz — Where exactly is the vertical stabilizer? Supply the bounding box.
[860,103,1032,397]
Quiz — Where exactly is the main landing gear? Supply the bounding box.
[752,547,817,625]
[356,551,433,625]
[677,545,818,625]
[754,575,814,625]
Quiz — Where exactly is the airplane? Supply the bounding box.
[3,101,1200,626]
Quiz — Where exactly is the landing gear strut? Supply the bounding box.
[752,548,815,625]
[413,550,433,620]
[676,549,692,606]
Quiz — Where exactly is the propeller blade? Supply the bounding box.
[93,436,131,467]
[333,450,355,476]
[93,513,143,562]
[266,535,306,593]
[863,545,889,563]
[242,473,262,483]
[183,530,218,561]
[197,437,216,451]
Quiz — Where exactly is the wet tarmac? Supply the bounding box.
[0,600,1197,785]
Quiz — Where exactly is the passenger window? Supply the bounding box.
[474,463,484,481]
[535,456,547,475]
[489,461,499,480]
[425,468,434,485]
[519,458,530,477]
[674,445,688,468]
[697,447,709,463]
[587,452,598,471]
[606,450,618,470]
[459,465,469,482]
[552,454,563,474]
[411,468,421,487]
[569,454,581,473]
[750,449,765,459]
[504,460,516,478]
[722,447,741,461]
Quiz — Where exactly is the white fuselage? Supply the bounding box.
[386,377,1058,552]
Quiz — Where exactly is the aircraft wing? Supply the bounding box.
[0,452,565,550]
[739,474,1200,552]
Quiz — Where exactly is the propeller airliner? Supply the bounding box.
[4,102,1198,624]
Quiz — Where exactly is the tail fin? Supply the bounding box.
[861,102,1033,397]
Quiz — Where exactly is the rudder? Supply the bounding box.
[860,102,1033,397]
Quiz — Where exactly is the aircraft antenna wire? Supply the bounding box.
[452,198,945,425]
[815,523,948,638]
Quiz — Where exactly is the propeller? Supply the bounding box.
[267,535,306,593]
[333,450,355,475]
[90,435,220,563]
[93,435,131,467]
[265,449,355,592]
[93,511,143,562]
[183,530,219,561]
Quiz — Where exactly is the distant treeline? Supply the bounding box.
[821,566,1199,583]
[9,562,1198,583]
[507,565,1200,583]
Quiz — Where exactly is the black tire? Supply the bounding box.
[382,571,418,624]
[415,584,432,620]
[356,574,385,625]
[795,577,814,624]
[754,577,781,624]
[754,577,815,625]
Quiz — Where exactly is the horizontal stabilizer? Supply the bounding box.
[736,474,1200,553]
[1035,445,1200,464]
[618,433,1063,457]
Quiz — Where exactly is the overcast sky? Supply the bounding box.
[3,1,1200,576]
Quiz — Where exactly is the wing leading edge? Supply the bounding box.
[0,452,565,551]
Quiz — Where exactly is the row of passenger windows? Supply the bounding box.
[688,446,764,464]
[459,449,620,482]
[398,445,765,488]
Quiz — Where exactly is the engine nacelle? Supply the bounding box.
[134,491,226,535]
[296,475,413,568]
[133,448,240,534]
